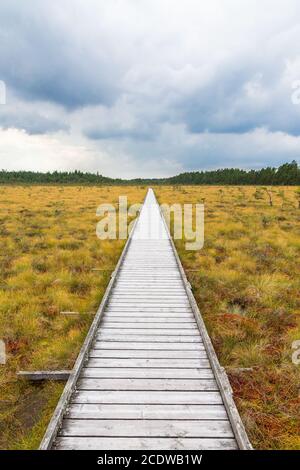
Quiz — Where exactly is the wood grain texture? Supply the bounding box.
[66,403,228,420]
[92,341,205,350]
[76,378,218,391]
[71,390,223,405]
[59,419,234,438]
[96,334,203,343]
[54,437,238,450]
[89,349,207,358]
[81,367,214,379]
[87,358,211,368]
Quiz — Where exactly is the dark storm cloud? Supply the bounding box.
[0,1,120,109]
[0,115,68,135]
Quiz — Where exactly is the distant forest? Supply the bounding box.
[0,161,299,185]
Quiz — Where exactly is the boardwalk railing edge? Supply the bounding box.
[157,190,253,451]
[39,197,143,450]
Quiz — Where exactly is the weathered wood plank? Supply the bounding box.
[105,307,193,313]
[109,299,190,304]
[99,328,199,336]
[105,306,193,312]
[81,367,214,379]
[77,378,218,391]
[71,390,222,404]
[89,349,207,359]
[116,277,182,281]
[108,296,190,301]
[17,371,71,381]
[55,437,238,450]
[59,419,234,438]
[96,334,202,343]
[115,283,184,287]
[102,316,195,323]
[112,291,187,295]
[92,341,204,350]
[104,311,194,318]
[101,322,197,329]
[87,358,210,368]
[66,403,227,420]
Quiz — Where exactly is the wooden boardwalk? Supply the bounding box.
[40,189,251,450]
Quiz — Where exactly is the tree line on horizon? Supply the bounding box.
[0,161,299,186]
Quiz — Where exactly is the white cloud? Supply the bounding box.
[0,128,102,172]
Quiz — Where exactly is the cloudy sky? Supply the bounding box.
[0,0,300,178]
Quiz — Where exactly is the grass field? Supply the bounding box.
[156,185,300,450]
[0,185,299,449]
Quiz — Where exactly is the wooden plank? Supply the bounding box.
[112,290,187,295]
[110,294,188,299]
[118,270,180,273]
[66,403,227,420]
[118,274,183,278]
[102,316,195,323]
[117,276,182,280]
[119,266,178,269]
[114,276,184,284]
[114,286,185,290]
[119,266,181,269]
[115,282,184,286]
[114,282,184,285]
[88,358,210,368]
[101,322,197,329]
[81,368,214,379]
[108,302,191,307]
[71,390,222,405]
[109,299,191,304]
[117,269,180,272]
[77,378,218,391]
[55,437,238,450]
[96,334,202,343]
[120,268,178,271]
[17,371,71,381]
[105,307,193,313]
[120,259,174,266]
[106,305,193,309]
[59,419,233,438]
[119,260,177,264]
[124,260,176,262]
[121,258,176,260]
[92,341,205,350]
[89,349,207,359]
[103,312,194,318]
[99,328,199,335]
[121,265,177,268]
